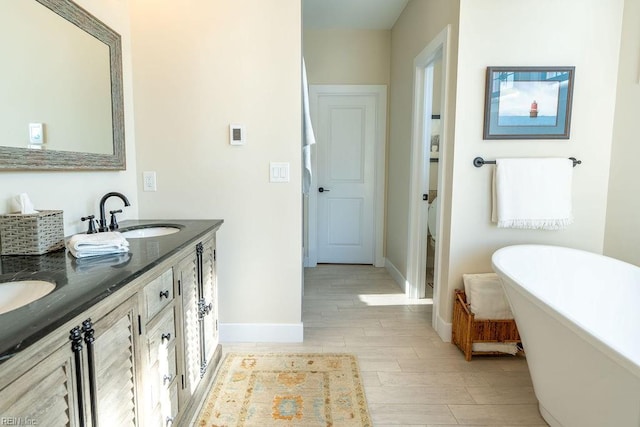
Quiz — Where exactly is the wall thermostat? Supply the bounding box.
[229,124,245,145]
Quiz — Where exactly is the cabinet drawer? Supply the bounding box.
[147,308,176,366]
[150,381,179,427]
[149,345,177,409]
[144,268,174,321]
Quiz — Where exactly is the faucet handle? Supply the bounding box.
[81,215,97,234]
[109,209,123,231]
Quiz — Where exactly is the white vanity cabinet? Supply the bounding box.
[142,268,180,426]
[0,222,222,427]
[140,231,221,426]
[201,235,219,364]
[0,294,141,427]
[0,338,82,426]
[175,235,220,420]
[89,296,142,426]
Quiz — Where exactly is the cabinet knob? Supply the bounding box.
[163,374,173,384]
[166,417,174,426]
[159,290,170,299]
[161,332,171,342]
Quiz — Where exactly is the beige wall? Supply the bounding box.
[444,0,625,325]
[130,0,303,338]
[0,0,139,234]
[604,0,640,265]
[303,29,391,85]
[386,0,459,283]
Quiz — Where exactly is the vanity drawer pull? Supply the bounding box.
[144,269,173,320]
[161,332,171,342]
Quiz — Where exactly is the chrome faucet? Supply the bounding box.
[98,192,130,232]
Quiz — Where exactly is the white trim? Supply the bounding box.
[406,26,451,330]
[385,258,407,294]
[308,85,387,268]
[219,323,304,343]
[434,315,452,343]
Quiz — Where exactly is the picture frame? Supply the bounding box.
[483,66,575,139]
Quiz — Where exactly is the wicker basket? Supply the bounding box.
[0,210,65,255]
[452,289,521,361]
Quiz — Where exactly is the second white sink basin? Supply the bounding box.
[0,280,56,315]
[120,226,181,239]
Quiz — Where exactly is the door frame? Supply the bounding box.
[406,26,451,332]
[307,85,387,268]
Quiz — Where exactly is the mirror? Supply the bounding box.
[0,0,125,170]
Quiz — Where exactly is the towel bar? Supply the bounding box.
[473,157,581,168]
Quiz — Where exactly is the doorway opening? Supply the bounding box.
[306,85,387,268]
[406,26,450,338]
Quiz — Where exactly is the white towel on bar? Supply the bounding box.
[492,158,574,230]
[302,57,316,195]
[67,232,129,258]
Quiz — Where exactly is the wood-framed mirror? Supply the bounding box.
[0,0,125,170]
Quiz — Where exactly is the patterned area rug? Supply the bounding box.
[195,353,372,427]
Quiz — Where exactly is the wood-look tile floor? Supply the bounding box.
[222,264,548,426]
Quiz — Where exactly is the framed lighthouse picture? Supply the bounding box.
[483,66,575,139]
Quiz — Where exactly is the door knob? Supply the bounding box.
[318,187,330,193]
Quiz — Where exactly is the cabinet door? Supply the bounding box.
[90,295,140,427]
[0,341,81,427]
[201,236,218,364]
[177,252,201,400]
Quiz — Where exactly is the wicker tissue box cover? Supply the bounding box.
[0,210,65,255]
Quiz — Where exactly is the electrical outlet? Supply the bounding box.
[143,171,157,192]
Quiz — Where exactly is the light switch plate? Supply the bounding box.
[29,123,44,144]
[270,162,290,183]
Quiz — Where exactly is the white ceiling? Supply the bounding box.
[303,0,409,30]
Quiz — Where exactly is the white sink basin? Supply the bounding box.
[120,226,181,239]
[0,280,56,315]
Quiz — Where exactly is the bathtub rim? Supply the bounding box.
[492,244,640,381]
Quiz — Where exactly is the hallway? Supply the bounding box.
[223,265,547,426]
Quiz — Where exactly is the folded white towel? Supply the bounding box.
[67,232,129,259]
[69,246,129,259]
[463,273,514,320]
[492,158,573,230]
[472,342,519,355]
[72,253,131,271]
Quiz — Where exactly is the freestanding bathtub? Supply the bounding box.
[492,245,640,427]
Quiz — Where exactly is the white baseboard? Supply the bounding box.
[385,258,407,293]
[220,322,304,343]
[385,259,451,342]
[435,314,452,343]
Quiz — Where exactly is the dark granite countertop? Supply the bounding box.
[0,219,223,363]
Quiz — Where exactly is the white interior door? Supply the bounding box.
[311,87,383,264]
